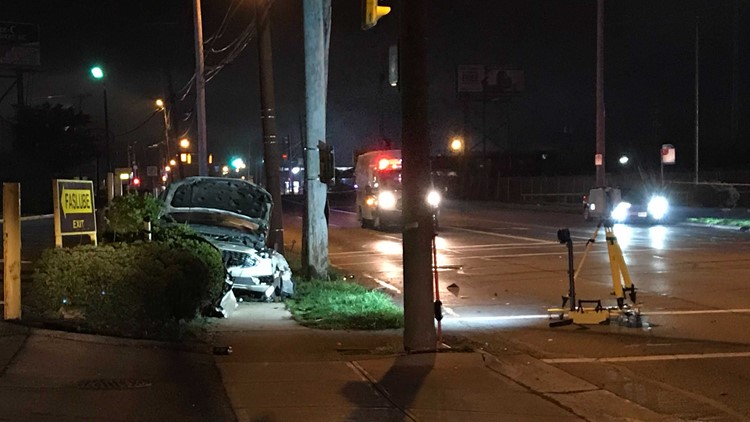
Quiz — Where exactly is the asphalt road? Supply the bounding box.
[6,200,750,419]
[284,198,750,420]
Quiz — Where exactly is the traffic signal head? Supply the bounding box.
[362,0,390,30]
[318,141,335,184]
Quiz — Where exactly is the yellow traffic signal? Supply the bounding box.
[362,0,390,30]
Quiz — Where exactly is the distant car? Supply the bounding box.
[159,177,294,302]
[584,186,670,224]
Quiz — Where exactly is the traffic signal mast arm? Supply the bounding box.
[362,0,390,30]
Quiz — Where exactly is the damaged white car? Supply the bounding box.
[159,177,294,304]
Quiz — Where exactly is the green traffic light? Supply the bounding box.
[231,157,245,169]
[90,66,104,79]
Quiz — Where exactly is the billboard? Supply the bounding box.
[0,22,40,68]
[457,65,525,98]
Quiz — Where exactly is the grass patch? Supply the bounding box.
[285,279,404,330]
[688,217,750,228]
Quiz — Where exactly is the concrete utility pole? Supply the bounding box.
[401,0,437,352]
[302,0,331,278]
[595,0,606,187]
[193,0,208,176]
[257,0,285,254]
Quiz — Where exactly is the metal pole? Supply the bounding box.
[193,0,208,176]
[103,85,111,173]
[257,0,285,254]
[566,239,575,312]
[3,183,22,320]
[402,0,437,352]
[595,0,606,187]
[302,0,331,278]
[694,16,700,184]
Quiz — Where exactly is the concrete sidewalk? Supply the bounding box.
[210,303,677,422]
[0,320,235,421]
[0,303,680,421]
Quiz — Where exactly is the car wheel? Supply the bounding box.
[583,207,592,222]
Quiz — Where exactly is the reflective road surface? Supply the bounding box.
[285,199,750,420]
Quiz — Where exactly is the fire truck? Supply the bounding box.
[354,149,441,230]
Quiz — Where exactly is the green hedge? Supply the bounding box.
[29,228,225,337]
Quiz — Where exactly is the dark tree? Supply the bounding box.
[12,103,99,175]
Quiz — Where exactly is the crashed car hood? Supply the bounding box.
[160,177,272,235]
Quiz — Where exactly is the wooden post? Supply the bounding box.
[3,183,22,320]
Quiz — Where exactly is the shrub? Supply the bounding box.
[103,192,163,242]
[691,183,740,208]
[29,233,225,338]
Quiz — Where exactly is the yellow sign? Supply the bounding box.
[61,188,93,217]
[53,179,97,247]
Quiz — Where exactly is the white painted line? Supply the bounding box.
[332,208,356,215]
[450,226,556,244]
[543,351,750,364]
[449,314,550,322]
[646,309,750,316]
[363,273,402,294]
[442,306,460,317]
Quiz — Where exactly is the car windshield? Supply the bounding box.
[375,169,401,189]
[621,185,666,203]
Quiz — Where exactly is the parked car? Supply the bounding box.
[159,177,294,301]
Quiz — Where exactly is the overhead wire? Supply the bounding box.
[114,110,160,137]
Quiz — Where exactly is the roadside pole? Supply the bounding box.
[257,0,285,254]
[595,0,606,187]
[3,183,21,320]
[193,0,208,176]
[401,0,437,352]
[302,0,331,278]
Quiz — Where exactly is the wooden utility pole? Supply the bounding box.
[302,0,331,278]
[401,0,437,352]
[595,0,606,187]
[694,16,700,184]
[193,0,208,176]
[257,0,285,253]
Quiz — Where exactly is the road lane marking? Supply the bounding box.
[543,351,750,364]
[363,273,402,294]
[449,226,556,244]
[329,242,561,257]
[441,309,750,324]
[449,314,550,322]
[646,309,750,316]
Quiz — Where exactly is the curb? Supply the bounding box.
[479,350,680,421]
[8,321,213,354]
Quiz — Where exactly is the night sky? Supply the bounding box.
[2,0,748,173]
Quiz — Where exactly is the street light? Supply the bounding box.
[179,138,190,149]
[619,155,629,165]
[90,65,111,173]
[450,137,464,153]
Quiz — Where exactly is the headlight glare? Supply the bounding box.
[378,191,397,210]
[647,195,669,220]
[611,202,631,222]
[426,190,441,207]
